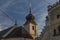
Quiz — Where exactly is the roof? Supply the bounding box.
[0,26,33,39]
[0,27,12,38]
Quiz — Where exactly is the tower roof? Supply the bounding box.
[26,13,35,21]
[24,3,37,25]
[26,3,35,21]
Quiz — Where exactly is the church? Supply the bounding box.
[0,4,38,40]
[40,0,60,40]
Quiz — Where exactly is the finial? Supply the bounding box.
[15,19,17,25]
[29,3,31,8]
[29,2,32,14]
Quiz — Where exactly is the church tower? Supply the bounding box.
[24,3,38,39]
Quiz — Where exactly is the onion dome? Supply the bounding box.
[26,13,35,21]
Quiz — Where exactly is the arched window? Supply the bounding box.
[58,26,60,34]
[53,29,56,36]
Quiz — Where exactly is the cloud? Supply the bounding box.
[0,18,14,31]
[36,11,48,35]
[0,24,7,31]
[0,0,15,9]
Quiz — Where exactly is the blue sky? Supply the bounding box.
[0,0,59,34]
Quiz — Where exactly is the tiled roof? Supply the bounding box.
[0,26,33,39]
[0,27,12,38]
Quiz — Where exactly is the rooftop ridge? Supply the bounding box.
[48,1,60,11]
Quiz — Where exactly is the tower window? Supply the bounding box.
[57,15,60,19]
[32,26,34,30]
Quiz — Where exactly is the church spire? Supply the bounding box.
[26,3,35,22]
[29,3,32,14]
[14,19,17,25]
[25,3,37,25]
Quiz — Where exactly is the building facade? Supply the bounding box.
[40,0,60,40]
